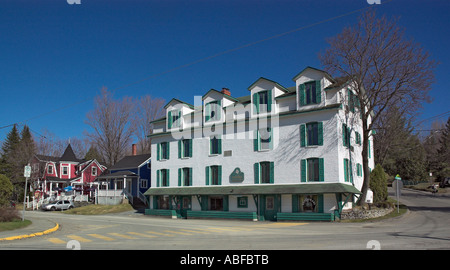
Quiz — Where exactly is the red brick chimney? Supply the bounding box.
[221,87,231,96]
[132,144,137,156]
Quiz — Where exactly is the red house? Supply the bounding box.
[30,144,107,201]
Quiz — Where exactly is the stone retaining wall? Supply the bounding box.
[340,207,394,220]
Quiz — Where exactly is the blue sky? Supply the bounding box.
[0,0,449,146]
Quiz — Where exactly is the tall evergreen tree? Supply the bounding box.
[436,117,450,181]
[0,124,20,177]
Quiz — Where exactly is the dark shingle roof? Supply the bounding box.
[110,154,151,170]
[59,144,79,162]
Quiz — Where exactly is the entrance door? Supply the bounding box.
[179,196,191,218]
[263,195,278,221]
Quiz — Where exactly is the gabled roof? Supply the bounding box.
[109,153,151,171]
[291,66,335,83]
[202,89,239,102]
[59,144,79,162]
[247,77,289,92]
[164,98,194,109]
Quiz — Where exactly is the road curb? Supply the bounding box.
[0,223,59,241]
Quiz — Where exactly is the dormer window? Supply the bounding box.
[205,100,221,122]
[253,90,272,114]
[168,109,181,129]
[299,80,321,106]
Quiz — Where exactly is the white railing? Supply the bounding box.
[97,190,124,197]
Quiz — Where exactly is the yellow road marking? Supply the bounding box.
[48,238,66,244]
[163,230,193,235]
[126,232,157,238]
[68,235,92,242]
[87,234,115,241]
[180,229,211,234]
[145,231,174,237]
[108,233,137,239]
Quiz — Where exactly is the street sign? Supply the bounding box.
[24,165,31,178]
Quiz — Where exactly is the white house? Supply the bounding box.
[144,67,374,221]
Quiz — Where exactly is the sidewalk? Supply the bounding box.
[0,216,59,241]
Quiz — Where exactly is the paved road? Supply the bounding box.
[1,187,449,251]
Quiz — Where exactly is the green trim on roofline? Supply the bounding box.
[144,182,361,196]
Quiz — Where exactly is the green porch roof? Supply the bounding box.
[144,183,361,196]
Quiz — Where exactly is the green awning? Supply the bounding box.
[144,183,361,196]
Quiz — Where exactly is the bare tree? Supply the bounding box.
[85,87,135,166]
[132,95,165,154]
[319,10,437,204]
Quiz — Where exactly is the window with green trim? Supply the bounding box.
[343,158,353,183]
[254,127,273,151]
[254,161,274,184]
[253,90,272,114]
[300,122,323,146]
[342,123,351,147]
[168,109,181,129]
[157,142,170,160]
[178,139,192,158]
[210,135,222,155]
[157,169,169,187]
[178,167,192,186]
[300,158,324,182]
[299,80,321,106]
[237,197,248,208]
[205,100,221,122]
[205,165,222,185]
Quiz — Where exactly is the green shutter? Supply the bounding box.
[178,168,182,186]
[205,103,211,122]
[301,159,306,182]
[269,128,273,150]
[218,165,222,185]
[318,158,324,182]
[318,122,323,146]
[168,111,172,129]
[189,168,193,186]
[315,80,321,103]
[318,194,324,213]
[292,195,299,212]
[267,90,272,112]
[178,140,182,158]
[270,162,274,184]
[254,163,260,184]
[300,124,306,147]
[223,195,229,211]
[368,140,371,158]
[218,136,222,154]
[188,139,193,157]
[166,142,170,159]
[254,130,259,151]
[299,84,305,106]
[167,169,170,186]
[342,124,347,147]
[253,93,259,114]
[156,170,160,187]
[157,143,161,161]
[217,100,222,120]
[344,159,348,182]
[205,166,210,185]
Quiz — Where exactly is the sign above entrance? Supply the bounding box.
[229,168,244,183]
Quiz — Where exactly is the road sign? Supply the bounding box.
[24,165,31,178]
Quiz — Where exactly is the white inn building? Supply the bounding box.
[144,66,375,221]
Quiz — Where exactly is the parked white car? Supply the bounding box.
[41,200,74,211]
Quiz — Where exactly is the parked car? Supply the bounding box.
[41,200,74,211]
[439,177,450,188]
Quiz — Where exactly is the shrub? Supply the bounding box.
[0,207,20,222]
[370,164,388,204]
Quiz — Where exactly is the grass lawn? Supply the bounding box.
[0,219,32,232]
[63,203,134,215]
